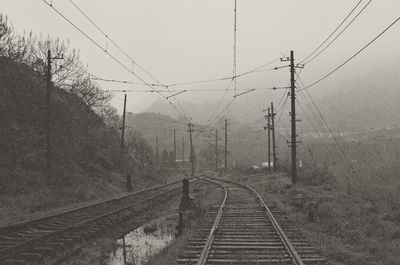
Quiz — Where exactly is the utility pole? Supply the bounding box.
[182,136,185,168]
[46,50,51,181]
[156,135,159,163]
[188,123,194,176]
[267,108,271,171]
[46,49,63,181]
[173,129,177,170]
[120,94,131,191]
[224,119,228,173]
[215,129,218,172]
[271,102,277,171]
[290,51,296,183]
[281,50,303,184]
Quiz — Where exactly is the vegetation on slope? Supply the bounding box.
[0,14,158,225]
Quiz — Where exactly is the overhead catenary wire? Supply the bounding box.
[64,56,151,86]
[296,94,336,162]
[205,79,234,125]
[295,78,367,196]
[41,0,193,124]
[105,86,289,94]
[66,0,163,86]
[233,0,237,96]
[66,0,197,123]
[299,0,364,64]
[275,92,289,125]
[300,16,400,91]
[274,83,291,111]
[302,0,373,65]
[209,98,236,125]
[166,57,280,88]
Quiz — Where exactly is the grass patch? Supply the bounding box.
[233,172,400,265]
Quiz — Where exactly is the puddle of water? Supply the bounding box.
[107,215,177,265]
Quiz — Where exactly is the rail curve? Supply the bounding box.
[178,177,327,265]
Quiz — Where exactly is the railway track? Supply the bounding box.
[0,179,191,265]
[177,178,328,265]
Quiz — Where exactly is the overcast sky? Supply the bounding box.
[2,0,400,119]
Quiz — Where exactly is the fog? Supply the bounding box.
[2,0,400,118]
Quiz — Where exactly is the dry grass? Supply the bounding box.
[234,172,400,265]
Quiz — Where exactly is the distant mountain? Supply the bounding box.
[145,64,400,134]
[318,71,400,132]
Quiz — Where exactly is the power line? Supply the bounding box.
[166,57,280,88]
[64,56,152,86]
[125,125,187,131]
[167,76,232,87]
[235,58,281,77]
[301,16,400,91]
[297,83,367,196]
[275,91,289,125]
[233,0,237,96]
[296,93,336,162]
[299,0,364,64]
[209,98,236,125]
[93,77,158,86]
[66,0,163,86]
[302,0,373,65]
[41,0,156,88]
[205,79,234,125]
[105,86,288,93]
[41,0,193,123]
[65,0,195,121]
[274,84,290,111]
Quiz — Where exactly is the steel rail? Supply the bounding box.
[195,179,227,265]
[197,177,305,265]
[223,178,305,265]
[0,178,195,263]
[0,179,186,231]
[1,186,180,262]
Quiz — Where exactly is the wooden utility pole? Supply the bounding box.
[188,123,194,176]
[182,136,185,168]
[120,94,131,191]
[46,50,52,181]
[46,49,63,181]
[291,51,296,183]
[120,94,127,156]
[156,135,159,163]
[188,124,194,175]
[224,119,228,173]
[267,108,271,170]
[215,129,218,172]
[271,102,277,171]
[173,129,177,169]
[290,51,297,183]
[281,50,302,184]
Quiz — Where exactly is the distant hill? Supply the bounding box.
[126,112,200,164]
[142,63,400,169]
[145,63,400,134]
[317,70,400,132]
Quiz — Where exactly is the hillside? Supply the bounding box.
[0,57,157,225]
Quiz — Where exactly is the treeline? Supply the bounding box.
[0,14,116,123]
[0,14,157,191]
